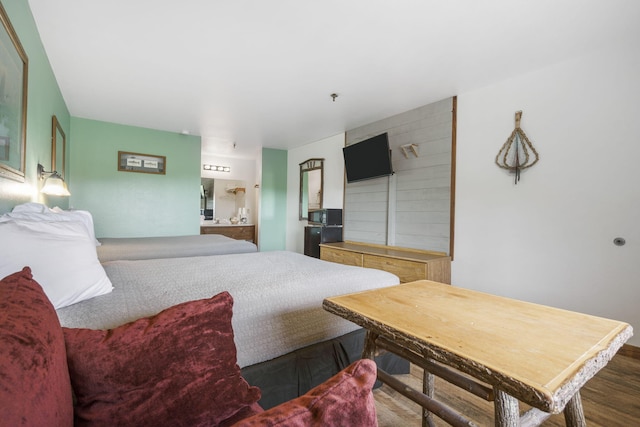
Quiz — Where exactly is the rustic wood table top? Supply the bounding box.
[323,280,632,414]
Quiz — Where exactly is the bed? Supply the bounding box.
[57,250,396,366]
[0,204,258,262]
[96,234,257,262]
[56,250,406,407]
[0,204,407,409]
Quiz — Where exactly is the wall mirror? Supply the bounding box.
[51,115,66,179]
[200,178,247,221]
[299,158,324,220]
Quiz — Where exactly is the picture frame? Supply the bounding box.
[0,3,28,182]
[118,151,166,175]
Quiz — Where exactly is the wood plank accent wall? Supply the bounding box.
[344,97,454,254]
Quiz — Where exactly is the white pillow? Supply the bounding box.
[50,208,101,246]
[0,219,113,309]
[1,203,101,246]
[10,202,49,213]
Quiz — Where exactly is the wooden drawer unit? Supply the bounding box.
[320,241,451,284]
[321,245,363,267]
[200,224,255,242]
[363,254,426,283]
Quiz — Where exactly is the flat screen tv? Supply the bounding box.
[343,133,393,183]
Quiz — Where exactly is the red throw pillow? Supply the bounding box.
[0,267,73,426]
[63,291,261,427]
[232,359,378,427]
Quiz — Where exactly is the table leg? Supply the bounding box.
[563,391,586,427]
[494,388,519,427]
[423,370,436,427]
[362,330,378,360]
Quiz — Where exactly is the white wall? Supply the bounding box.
[454,43,640,346]
[200,155,259,224]
[286,133,346,253]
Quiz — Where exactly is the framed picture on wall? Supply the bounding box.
[118,151,166,175]
[0,3,29,182]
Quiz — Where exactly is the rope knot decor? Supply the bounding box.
[495,111,539,184]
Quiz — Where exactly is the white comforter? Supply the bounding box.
[56,251,399,368]
[96,234,257,262]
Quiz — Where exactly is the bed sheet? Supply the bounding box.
[56,251,399,368]
[96,234,257,262]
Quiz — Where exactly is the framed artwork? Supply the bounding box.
[118,151,166,175]
[0,3,28,182]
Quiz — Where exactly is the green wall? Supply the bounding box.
[259,148,287,251]
[0,0,70,213]
[70,118,201,238]
[0,0,284,246]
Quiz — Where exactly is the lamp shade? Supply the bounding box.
[41,172,71,196]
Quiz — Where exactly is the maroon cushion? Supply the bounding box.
[63,291,261,427]
[220,402,265,427]
[0,267,73,427]
[232,359,378,427]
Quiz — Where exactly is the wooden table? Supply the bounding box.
[323,280,633,427]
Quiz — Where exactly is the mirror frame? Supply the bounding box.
[299,158,324,220]
[51,115,66,179]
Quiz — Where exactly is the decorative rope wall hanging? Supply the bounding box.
[495,111,539,184]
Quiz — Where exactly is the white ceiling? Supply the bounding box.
[27,0,639,159]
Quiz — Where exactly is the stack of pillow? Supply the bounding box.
[0,202,113,309]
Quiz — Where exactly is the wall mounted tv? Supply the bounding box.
[343,133,393,183]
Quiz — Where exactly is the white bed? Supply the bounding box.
[57,250,399,368]
[0,204,406,409]
[96,234,257,262]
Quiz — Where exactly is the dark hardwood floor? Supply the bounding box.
[374,354,640,426]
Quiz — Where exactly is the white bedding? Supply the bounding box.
[56,251,399,368]
[96,234,257,262]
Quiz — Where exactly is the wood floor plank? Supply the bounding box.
[374,354,640,427]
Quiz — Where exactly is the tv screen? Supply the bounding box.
[343,133,393,183]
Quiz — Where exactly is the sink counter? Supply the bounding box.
[200,223,255,242]
[201,221,254,227]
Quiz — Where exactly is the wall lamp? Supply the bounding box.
[37,163,71,196]
[203,164,231,172]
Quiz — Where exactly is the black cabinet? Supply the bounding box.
[304,226,343,258]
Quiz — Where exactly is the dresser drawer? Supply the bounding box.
[363,254,426,283]
[321,247,363,267]
[319,241,450,284]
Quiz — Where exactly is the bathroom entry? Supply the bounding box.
[200,178,247,222]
